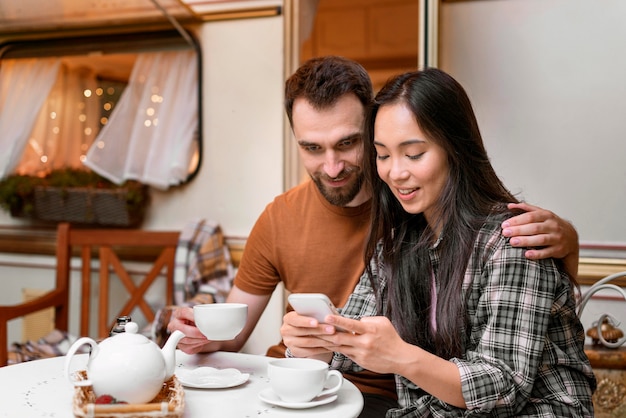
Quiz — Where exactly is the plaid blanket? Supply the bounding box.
[8,329,86,365]
[153,219,235,346]
[174,218,235,305]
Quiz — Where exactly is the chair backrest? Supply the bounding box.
[1,223,182,365]
[0,223,71,365]
[56,223,181,340]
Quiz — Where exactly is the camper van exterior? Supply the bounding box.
[0,0,287,353]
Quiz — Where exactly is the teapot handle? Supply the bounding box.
[63,337,99,387]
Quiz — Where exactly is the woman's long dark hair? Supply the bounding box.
[363,68,519,359]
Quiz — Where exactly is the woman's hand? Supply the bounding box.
[320,315,410,376]
[325,315,466,408]
[280,311,336,360]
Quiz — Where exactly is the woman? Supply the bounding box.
[283,68,596,417]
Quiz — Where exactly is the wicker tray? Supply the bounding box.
[72,371,184,418]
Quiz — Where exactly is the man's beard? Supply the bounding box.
[311,169,363,207]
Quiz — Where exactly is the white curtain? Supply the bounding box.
[0,58,61,178]
[84,50,198,190]
[17,64,100,176]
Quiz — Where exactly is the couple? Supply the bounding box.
[169,57,594,416]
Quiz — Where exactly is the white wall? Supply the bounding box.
[0,13,286,353]
[439,0,626,248]
[439,0,626,343]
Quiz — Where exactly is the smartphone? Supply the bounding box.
[287,293,340,324]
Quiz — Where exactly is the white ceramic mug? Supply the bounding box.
[268,358,343,403]
[193,303,247,340]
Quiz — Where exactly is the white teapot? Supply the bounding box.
[64,322,185,404]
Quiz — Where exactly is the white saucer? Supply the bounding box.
[176,366,250,389]
[258,388,338,409]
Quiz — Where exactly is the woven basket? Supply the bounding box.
[72,371,184,418]
[33,186,148,227]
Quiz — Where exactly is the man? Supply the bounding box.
[168,56,579,416]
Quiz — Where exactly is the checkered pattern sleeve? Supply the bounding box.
[328,215,594,417]
[329,253,382,372]
[385,215,594,417]
[444,218,594,416]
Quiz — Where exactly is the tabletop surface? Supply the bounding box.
[0,350,364,418]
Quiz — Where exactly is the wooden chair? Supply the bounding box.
[0,222,180,366]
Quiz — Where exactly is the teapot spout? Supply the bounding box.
[161,330,185,379]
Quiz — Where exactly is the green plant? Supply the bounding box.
[0,168,149,219]
[0,173,38,216]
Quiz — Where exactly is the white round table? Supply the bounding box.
[0,350,364,418]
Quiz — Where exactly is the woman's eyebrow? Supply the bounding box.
[374,138,425,147]
[399,139,426,146]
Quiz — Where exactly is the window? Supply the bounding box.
[0,29,202,189]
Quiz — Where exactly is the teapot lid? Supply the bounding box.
[110,322,151,344]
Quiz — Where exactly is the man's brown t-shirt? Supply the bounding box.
[234,180,396,400]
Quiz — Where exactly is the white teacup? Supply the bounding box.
[193,303,247,341]
[268,358,343,403]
